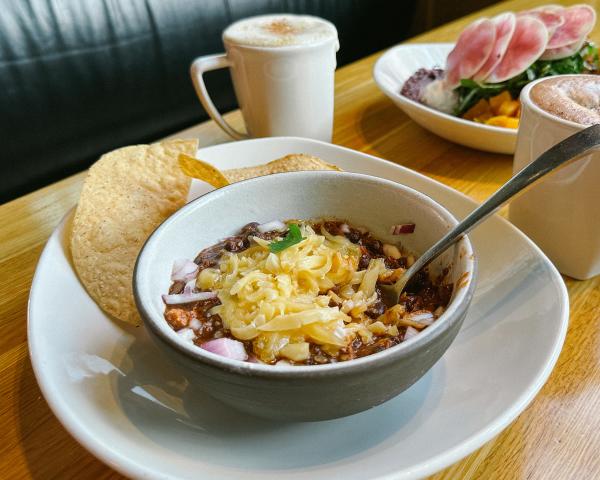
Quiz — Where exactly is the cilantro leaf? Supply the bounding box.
[269,224,303,253]
[459,78,480,89]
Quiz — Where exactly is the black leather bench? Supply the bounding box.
[0,0,415,202]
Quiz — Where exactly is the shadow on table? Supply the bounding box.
[356,97,511,181]
[16,355,121,479]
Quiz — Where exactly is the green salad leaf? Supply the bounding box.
[455,42,600,116]
[269,224,303,253]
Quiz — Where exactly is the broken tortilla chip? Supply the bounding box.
[179,154,230,188]
[70,139,198,325]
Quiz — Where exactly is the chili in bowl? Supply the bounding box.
[163,219,453,365]
[134,171,476,421]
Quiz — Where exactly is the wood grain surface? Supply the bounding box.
[1,0,599,478]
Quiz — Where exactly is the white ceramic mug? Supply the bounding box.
[190,15,339,142]
[509,75,600,280]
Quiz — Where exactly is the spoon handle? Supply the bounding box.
[400,123,600,290]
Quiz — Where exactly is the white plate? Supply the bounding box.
[29,137,567,480]
[373,43,518,154]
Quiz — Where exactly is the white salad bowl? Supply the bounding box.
[373,43,517,154]
[134,171,476,421]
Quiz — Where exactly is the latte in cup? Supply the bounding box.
[191,14,339,142]
[530,76,600,125]
[509,74,600,280]
[223,14,337,48]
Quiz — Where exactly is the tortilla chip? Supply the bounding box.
[225,154,342,182]
[179,153,341,187]
[179,154,230,188]
[71,139,198,325]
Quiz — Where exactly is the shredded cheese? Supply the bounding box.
[206,223,390,363]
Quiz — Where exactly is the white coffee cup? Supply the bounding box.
[509,75,600,280]
[190,14,339,142]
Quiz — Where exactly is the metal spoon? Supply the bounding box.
[380,123,600,307]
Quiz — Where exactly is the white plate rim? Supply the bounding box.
[27,136,569,480]
[372,42,519,136]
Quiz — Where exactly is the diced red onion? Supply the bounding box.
[257,220,287,233]
[171,259,199,282]
[404,326,420,340]
[406,311,435,326]
[183,279,197,294]
[162,291,217,305]
[339,223,350,234]
[390,223,416,235]
[200,338,248,361]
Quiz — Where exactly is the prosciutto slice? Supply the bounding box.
[541,36,587,60]
[445,18,496,87]
[487,16,548,83]
[547,4,595,49]
[473,13,517,81]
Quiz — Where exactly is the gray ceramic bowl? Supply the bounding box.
[134,171,476,421]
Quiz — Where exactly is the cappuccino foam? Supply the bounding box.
[223,14,337,48]
[530,76,600,125]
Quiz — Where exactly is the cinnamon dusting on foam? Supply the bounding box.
[531,76,600,125]
[265,19,298,36]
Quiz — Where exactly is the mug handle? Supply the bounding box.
[190,54,248,140]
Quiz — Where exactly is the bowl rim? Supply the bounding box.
[372,42,518,137]
[134,171,477,378]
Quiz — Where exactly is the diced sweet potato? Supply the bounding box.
[474,112,493,123]
[462,98,491,120]
[498,99,520,117]
[485,115,519,129]
[462,90,521,129]
[489,91,512,115]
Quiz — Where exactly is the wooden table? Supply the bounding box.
[2,0,599,478]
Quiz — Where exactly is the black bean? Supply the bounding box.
[241,222,259,235]
[405,269,428,293]
[194,244,223,268]
[345,229,362,243]
[224,236,248,252]
[384,256,408,269]
[361,235,383,255]
[358,253,371,270]
[365,300,386,319]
